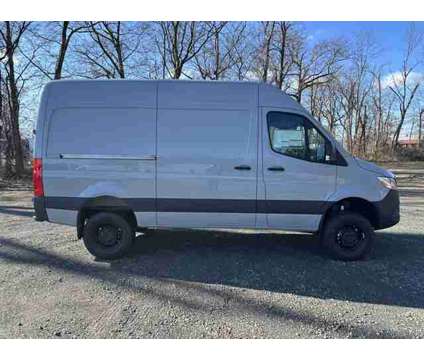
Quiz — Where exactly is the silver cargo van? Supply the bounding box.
[33,80,400,260]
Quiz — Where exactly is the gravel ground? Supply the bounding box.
[0,164,423,338]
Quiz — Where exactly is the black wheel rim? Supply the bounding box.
[96,225,122,247]
[336,225,365,250]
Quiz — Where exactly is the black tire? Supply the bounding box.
[321,211,375,261]
[83,212,135,260]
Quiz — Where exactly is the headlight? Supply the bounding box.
[377,176,397,190]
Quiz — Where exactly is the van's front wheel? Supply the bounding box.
[83,212,135,260]
[321,212,375,261]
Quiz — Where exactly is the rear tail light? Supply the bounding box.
[33,158,44,197]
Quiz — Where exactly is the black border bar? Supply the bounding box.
[44,196,331,215]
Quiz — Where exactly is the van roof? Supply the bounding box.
[46,78,262,84]
[43,79,305,112]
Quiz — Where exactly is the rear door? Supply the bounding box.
[156,108,258,228]
[261,108,336,231]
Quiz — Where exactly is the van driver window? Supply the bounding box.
[267,112,329,163]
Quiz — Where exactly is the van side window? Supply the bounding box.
[267,111,330,164]
[268,112,307,160]
[306,125,327,163]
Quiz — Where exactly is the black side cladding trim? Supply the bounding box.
[33,196,49,221]
[45,197,156,212]
[257,199,332,215]
[157,199,257,213]
[44,196,333,215]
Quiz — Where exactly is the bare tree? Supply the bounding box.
[194,22,246,80]
[335,33,379,155]
[418,108,424,147]
[253,21,276,82]
[0,68,9,172]
[194,21,226,80]
[77,22,142,79]
[271,21,295,90]
[228,25,255,81]
[87,21,125,78]
[0,21,31,177]
[0,68,15,175]
[157,22,214,79]
[53,22,88,79]
[290,37,346,103]
[389,25,423,149]
[308,79,344,135]
[370,70,395,157]
[22,22,89,80]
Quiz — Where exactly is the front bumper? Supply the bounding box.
[33,196,48,222]
[373,189,400,230]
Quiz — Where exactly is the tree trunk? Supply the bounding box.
[173,65,182,79]
[115,22,125,79]
[54,21,70,79]
[213,28,221,80]
[362,106,368,157]
[392,110,406,151]
[5,22,24,176]
[276,22,289,89]
[296,76,303,103]
[261,22,275,82]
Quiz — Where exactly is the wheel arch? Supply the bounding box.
[319,197,379,234]
[77,196,137,239]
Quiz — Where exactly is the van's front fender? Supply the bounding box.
[327,184,389,204]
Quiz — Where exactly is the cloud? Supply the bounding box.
[381,71,424,89]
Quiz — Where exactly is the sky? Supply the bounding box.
[300,22,424,139]
[12,21,424,140]
[302,21,424,70]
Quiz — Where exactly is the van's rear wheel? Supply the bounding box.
[83,212,135,260]
[321,212,375,261]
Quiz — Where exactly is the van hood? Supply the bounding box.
[354,157,394,178]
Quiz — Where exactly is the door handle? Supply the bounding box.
[234,165,251,171]
[267,166,285,172]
